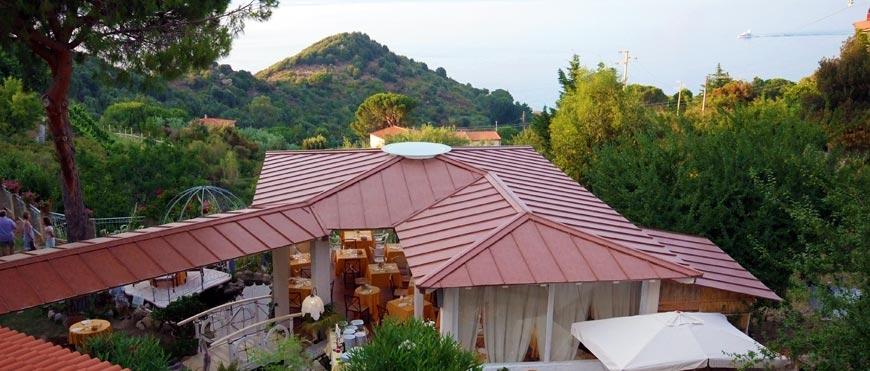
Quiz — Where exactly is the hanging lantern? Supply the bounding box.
[302,287,325,321]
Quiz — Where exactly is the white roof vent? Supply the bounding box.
[381,142,451,159]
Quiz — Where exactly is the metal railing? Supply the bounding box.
[208,313,303,370]
[94,216,144,237]
[178,295,273,355]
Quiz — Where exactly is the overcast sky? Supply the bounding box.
[223,0,864,109]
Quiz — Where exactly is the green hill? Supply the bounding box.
[63,32,530,146]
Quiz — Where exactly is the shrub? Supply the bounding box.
[150,294,207,325]
[345,318,482,371]
[248,335,311,371]
[84,333,171,371]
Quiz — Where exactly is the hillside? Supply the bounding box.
[67,32,530,144]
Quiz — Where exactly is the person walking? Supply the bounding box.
[42,216,56,248]
[21,211,36,251]
[0,209,15,256]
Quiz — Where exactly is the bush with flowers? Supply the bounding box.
[345,318,482,371]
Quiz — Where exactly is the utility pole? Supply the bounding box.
[618,50,636,89]
[521,111,526,128]
[702,75,709,114]
[676,81,685,114]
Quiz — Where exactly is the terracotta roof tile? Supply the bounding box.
[0,326,128,371]
[369,126,409,138]
[457,130,501,141]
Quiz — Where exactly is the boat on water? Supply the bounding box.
[737,29,752,39]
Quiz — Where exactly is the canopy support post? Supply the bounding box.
[414,285,424,320]
[639,280,661,314]
[272,245,290,319]
[311,238,333,305]
[543,284,555,362]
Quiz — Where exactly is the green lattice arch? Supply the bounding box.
[162,186,245,224]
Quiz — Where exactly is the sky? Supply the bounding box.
[222,0,866,109]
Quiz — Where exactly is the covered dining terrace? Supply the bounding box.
[0,145,783,370]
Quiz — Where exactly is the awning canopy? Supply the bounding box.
[570,311,788,371]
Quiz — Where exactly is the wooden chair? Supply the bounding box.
[288,292,303,313]
[376,304,390,324]
[343,260,361,288]
[299,267,311,278]
[389,275,407,299]
[344,295,371,321]
[392,255,413,287]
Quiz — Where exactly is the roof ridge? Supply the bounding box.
[483,173,530,213]
[304,155,404,205]
[416,212,529,287]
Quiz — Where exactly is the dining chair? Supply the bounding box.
[344,295,371,321]
[376,304,390,324]
[288,292,303,313]
[389,275,407,299]
[343,260,361,287]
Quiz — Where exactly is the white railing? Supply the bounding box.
[208,313,303,370]
[178,294,273,355]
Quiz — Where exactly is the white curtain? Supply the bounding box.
[483,285,547,363]
[590,282,642,320]
[543,283,594,361]
[457,287,483,351]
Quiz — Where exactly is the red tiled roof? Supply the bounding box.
[419,213,701,288]
[196,117,236,127]
[642,228,781,301]
[854,19,870,31]
[0,326,128,371]
[0,206,324,314]
[369,126,409,138]
[254,150,394,205]
[456,130,501,141]
[0,146,778,314]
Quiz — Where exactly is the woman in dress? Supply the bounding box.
[21,211,36,251]
[42,216,55,248]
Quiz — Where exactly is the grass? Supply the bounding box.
[0,307,68,341]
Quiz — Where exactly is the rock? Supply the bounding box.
[53,313,64,322]
[142,316,154,329]
[136,320,146,330]
[47,310,55,320]
[133,307,148,322]
[252,272,264,284]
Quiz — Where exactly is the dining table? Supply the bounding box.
[385,243,404,262]
[385,296,435,323]
[354,284,382,321]
[334,248,368,277]
[288,277,313,300]
[290,252,311,276]
[342,230,374,252]
[366,263,401,288]
[68,319,113,349]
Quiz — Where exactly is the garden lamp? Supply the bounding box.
[302,287,325,320]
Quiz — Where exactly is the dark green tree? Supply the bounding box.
[0,0,276,241]
[350,92,417,137]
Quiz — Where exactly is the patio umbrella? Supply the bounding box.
[570,311,788,371]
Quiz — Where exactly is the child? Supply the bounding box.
[42,216,56,248]
[21,211,36,251]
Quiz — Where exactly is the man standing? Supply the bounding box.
[0,209,16,256]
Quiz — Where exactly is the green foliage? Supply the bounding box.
[583,100,841,294]
[509,128,547,154]
[0,77,42,138]
[216,362,241,371]
[345,318,482,371]
[351,93,418,137]
[150,294,208,324]
[84,333,171,371]
[530,107,554,155]
[100,100,187,136]
[816,32,870,108]
[550,56,644,180]
[384,124,470,146]
[69,104,115,148]
[248,335,311,371]
[627,84,668,106]
[302,134,328,150]
[496,127,519,144]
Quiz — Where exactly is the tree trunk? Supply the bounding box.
[43,49,88,242]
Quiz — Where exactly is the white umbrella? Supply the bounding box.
[570,311,788,371]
